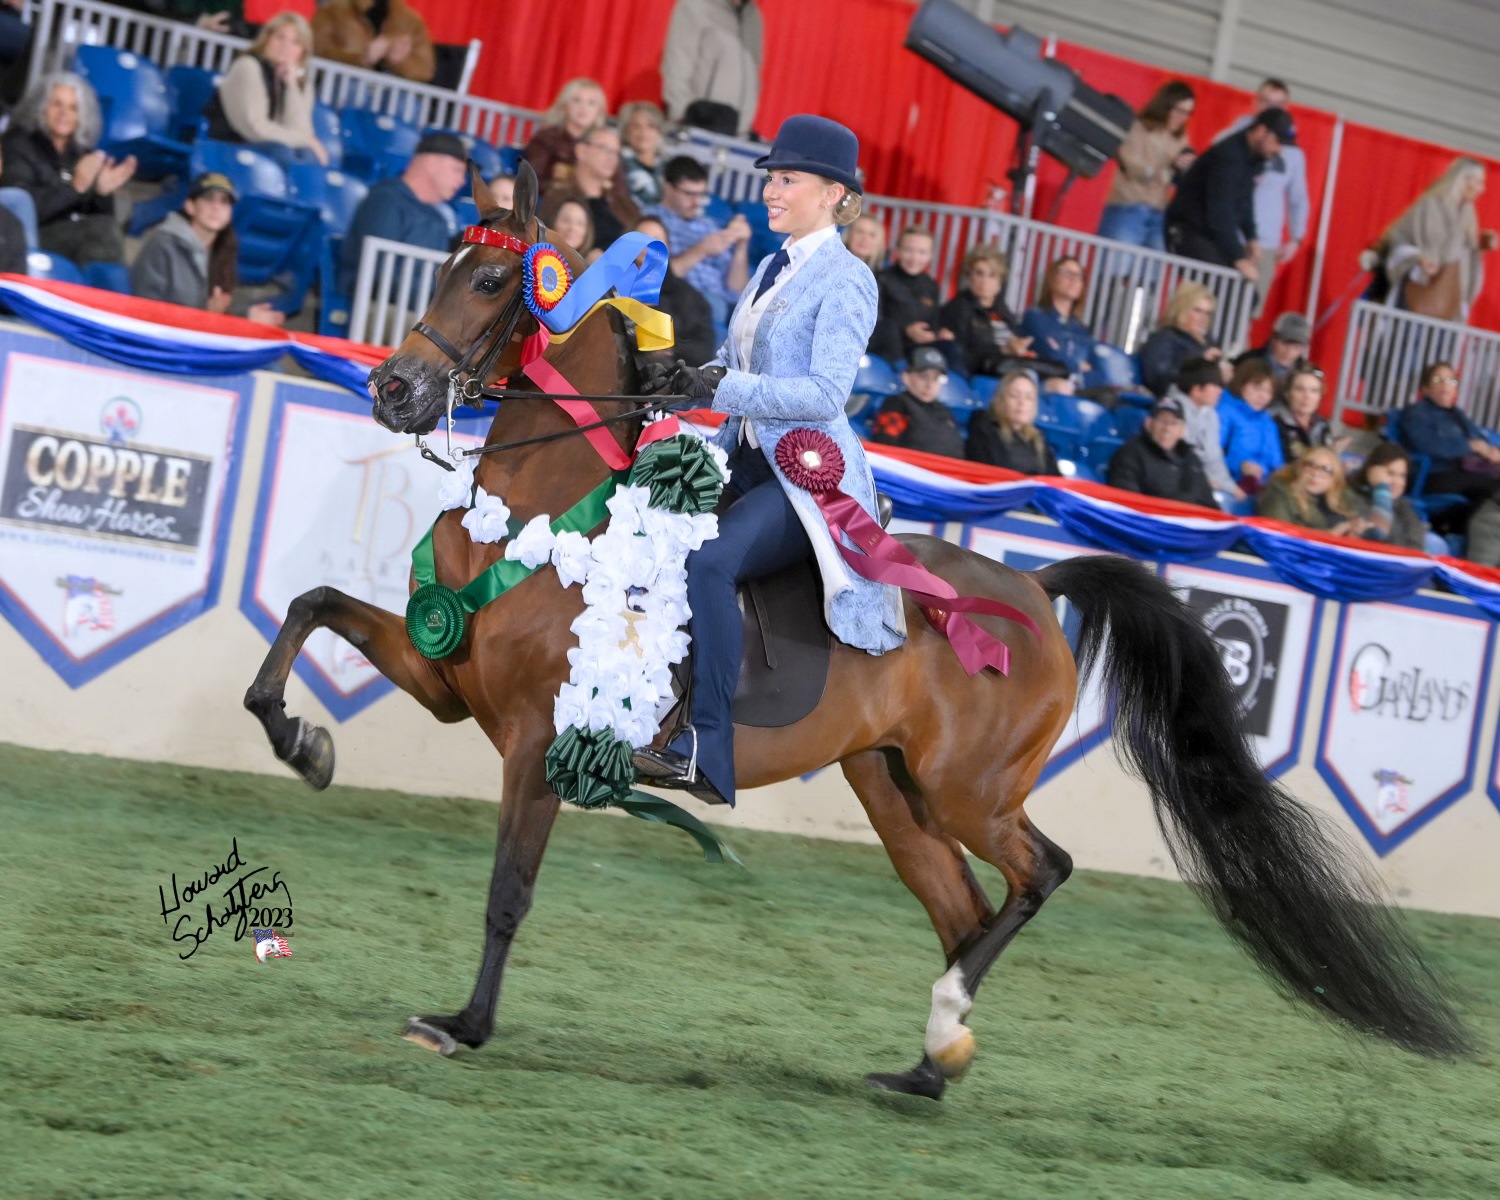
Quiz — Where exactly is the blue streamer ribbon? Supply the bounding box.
[538,233,667,332]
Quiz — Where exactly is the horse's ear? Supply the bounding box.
[469,158,500,219]
[511,160,539,230]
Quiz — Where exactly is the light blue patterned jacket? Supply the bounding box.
[708,234,906,654]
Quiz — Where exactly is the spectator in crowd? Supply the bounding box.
[487,173,515,212]
[1215,79,1310,313]
[1098,80,1195,250]
[1272,365,1345,462]
[1218,357,1283,492]
[338,132,466,294]
[869,346,965,460]
[523,79,608,186]
[312,0,435,84]
[0,138,31,273]
[1232,309,1310,385]
[619,102,666,208]
[1397,360,1500,505]
[130,171,283,325]
[966,369,1059,475]
[551,197,596,259]
[868,225,948,363]
[1348,442,1440,553]
[938,243,1033,379]
[1106,394,1217,507]
[1165,107,1295,281]
[634,216,716,367]
[540,123,640,252]
[661,0,762,137]
[843,213,885,271]
[647,155,750,324]
[0,0,32,82]
[1018,256,1093,389]
[203,12,328,165]
[115,2,246,37]
[1257,447,1372,537]
[1365,158,1499,322]
[1,72,135,266]
[1138,281,1222,396]
[1171,356,1240,502]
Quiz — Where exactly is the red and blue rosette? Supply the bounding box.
[522,243,572,319]
[774,428,1039,676]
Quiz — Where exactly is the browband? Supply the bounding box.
[463,226,528,254]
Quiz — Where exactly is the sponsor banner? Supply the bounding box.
[1317,595,1494,855]
[0,336,247,686]
[241,382,480,721]
[1165,559,1322,779]
[963,514,1123,785]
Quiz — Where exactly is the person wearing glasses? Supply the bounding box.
[1271,365,1348,462]
[646,154,752,325]
[539,122,640,252]
[1018,256,1094,392]
[1138,281,1224,397]
[1257,447,1372,537]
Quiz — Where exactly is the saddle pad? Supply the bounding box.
[732,558,832,728]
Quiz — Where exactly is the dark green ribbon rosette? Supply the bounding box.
[544,723,635,811]
[405,583,468,660]
[627,434,725,515]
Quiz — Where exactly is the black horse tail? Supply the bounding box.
[1035,553,1473,1060]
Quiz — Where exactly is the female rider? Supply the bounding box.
[634,116,905,806]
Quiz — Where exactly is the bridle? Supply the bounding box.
[403,222,674,471]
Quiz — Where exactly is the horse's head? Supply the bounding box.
[367,161,584,434]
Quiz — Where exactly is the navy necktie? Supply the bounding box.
[753,248,791,303]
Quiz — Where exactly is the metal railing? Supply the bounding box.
[27,0,495,119]
[348,237,448,349]
[862,195,1257,353]
[1336,299,1500,428]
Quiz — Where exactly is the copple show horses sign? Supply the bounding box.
[241,382,480,721]
[0,338,247,686]
[1317,595,1494,854]
[1166,559,1321,779]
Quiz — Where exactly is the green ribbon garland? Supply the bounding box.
[544,724,636,811]
[627,434,726,516]
[405,471,625,661]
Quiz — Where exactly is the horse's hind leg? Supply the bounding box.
[841,749,996,1102]
[243,586,466,788]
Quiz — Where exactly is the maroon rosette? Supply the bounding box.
[775,428,845,493]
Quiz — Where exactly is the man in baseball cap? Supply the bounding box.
[1106,391,1218,508]
[868,345,965,459]
[340,131,470,295]
[1232,309,1312,385]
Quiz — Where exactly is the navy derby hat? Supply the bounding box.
[753,115,863,195]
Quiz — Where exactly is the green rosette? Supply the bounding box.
[405,583,467,659]
[627,434,725,515]
[545,724,636,810]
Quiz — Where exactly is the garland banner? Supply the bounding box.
[0,328,250,686]
[1316,595,1495,855]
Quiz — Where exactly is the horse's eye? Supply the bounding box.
[474,276,503,296]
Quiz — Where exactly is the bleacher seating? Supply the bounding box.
[83,262,131,294]
[847,354,900,418]
[1083,341,1155,408]
[339,110,421,181]
[284,162,370,236]
[312,105,344,170]
[75,46,189,181]
[27,251,84,284]
[319,235,351,338]
[164,65,219,145]
[426,128,503,182]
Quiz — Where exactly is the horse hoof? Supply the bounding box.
[930,1030,976,1080]
[865,1054,947,1101]
[283,718,335,791]
[400,1017,458,1056]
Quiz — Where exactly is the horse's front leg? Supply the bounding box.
[243,586,467,788]
[403,729,560,1055]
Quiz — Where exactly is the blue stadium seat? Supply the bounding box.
[26,251,85,284]
[937,372,977,409]
[733,200,779,263]
[846,354,900,418]
[1054,458,1097,483]
[319,235,351,338]
[496,146,521,177]
[83,262,131,294]
[704,193,734,225]
[284,162,369,236]
[312,104,343,169]
[75,46,190,181]
[450,196,481,230]
[969,375,1000,406]
[339,110,421,181]
[1071,397,1106,435]
[1084,434,1124,472]
[425,127,502,181]
[190,141,318,299]
[165,65,220,144]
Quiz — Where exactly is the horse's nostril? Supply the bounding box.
[383,377,408,399]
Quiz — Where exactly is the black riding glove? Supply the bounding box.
[637,359,676,396]
[640,358,725,405]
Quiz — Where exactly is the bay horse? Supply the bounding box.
[244,164,1470,1102]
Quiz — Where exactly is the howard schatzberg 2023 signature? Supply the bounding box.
[157,838,293,961]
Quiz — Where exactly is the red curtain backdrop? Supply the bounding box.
[251,0,1500,362]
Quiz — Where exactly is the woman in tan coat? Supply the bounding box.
[312,0,435,85]
[205,12,327,164]
[1098,80,1196,251]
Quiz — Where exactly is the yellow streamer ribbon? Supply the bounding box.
[547,296,676,353]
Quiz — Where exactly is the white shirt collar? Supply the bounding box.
[782,222,841,267]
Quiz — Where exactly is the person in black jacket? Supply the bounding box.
[635,217,716,368]
[1165,107,1292,281]
[1107,394,1217,507]
[966,369,1060,475]
[937,242,1033,378]
[0,72,135,265]
[869,346,965,460]
[1137,281,1224,396]
[868,225,950,362]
